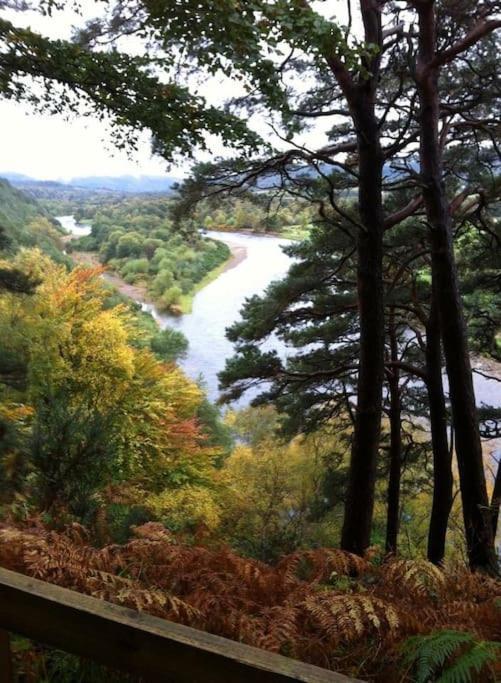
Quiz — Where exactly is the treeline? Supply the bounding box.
[67,195,231,312]
[188,195,315,237]
[41,188,125,217]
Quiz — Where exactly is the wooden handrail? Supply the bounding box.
[0,567,363,683]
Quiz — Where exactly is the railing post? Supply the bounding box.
[0,630,13,683]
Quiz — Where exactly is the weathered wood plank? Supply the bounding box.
[0,567,363,683]
[0,629,13,683]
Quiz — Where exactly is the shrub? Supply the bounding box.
[150,328,188,362]
[121,258,149,275]
[180,278,194,294]
[159,285,182,310]
[116,233,143,258]
[152,269,174,295]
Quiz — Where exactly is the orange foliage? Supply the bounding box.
[0,522,500,680]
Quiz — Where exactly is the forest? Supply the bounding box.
[0,1,500,682]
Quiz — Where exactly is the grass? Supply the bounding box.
[178,255,233,314]
[278,224,312,241]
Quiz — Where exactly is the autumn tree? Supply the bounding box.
[0,250,218,519]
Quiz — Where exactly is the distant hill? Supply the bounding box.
[1,172,35,184]
[69,175,179,193]
[0,178,66,261]
[1,172,179,195]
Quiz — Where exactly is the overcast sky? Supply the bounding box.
[1,2,192,180]
[0,1,354,181]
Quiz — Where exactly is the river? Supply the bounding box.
[144,230,292,404]
[57,215,500,414]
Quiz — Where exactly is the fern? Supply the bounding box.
[439,641,500,683]
[2,523,500,681]
[385,558,446,599]
[402,630,500,683]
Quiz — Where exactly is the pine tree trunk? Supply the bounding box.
[416,3,497,572]
[341,100,385,555]
[491,459,501,540]
[385,310,402,555]
[426,293,453,564]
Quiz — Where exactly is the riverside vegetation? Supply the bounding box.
[65,194,231,314]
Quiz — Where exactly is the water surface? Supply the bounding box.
[58,215,92,237]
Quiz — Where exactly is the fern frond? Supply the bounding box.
[304,594,400,645]
[385,558,446,599]
[439,641,500,683]
[402,630,499,683]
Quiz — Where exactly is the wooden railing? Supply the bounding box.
[0,567,363,683]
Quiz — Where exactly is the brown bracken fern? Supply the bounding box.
[0,522,499,681]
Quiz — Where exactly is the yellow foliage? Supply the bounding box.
[0,249,218,508]
[146,486,222,531]
[217,427,343,558]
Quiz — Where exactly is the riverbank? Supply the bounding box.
[66,239,248,314]
[206,225,310,241]
[178,244,246,313]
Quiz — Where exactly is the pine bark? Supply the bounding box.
[340,101,385,554]
[385,310,402,555]
[340,1,385,555]
[426,294,453,564]
[416,2,497,572]
[491,460,501,540]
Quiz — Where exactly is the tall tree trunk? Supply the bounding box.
[416,3,497,572]
[491,459,501,540]
[385,309,402,555]
[341,102,385,555]
[340,1,385,556]
[426,292,453,564]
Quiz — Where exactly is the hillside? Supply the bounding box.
[2,172,179,195]
[0,178,65,261]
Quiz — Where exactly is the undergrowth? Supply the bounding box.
[0,522,499,681]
